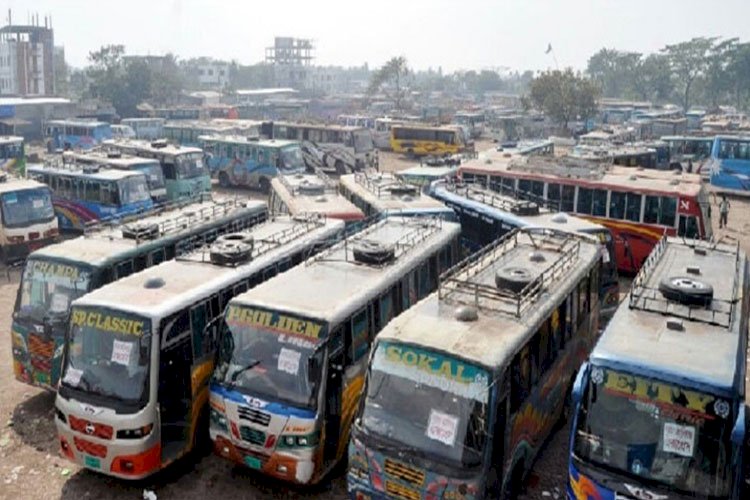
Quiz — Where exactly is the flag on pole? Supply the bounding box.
[545,43,553,54]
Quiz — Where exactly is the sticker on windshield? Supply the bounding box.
[32,199,44,209]
[63,367,83,386]
[426,409,459,447]
[662,422,695,457]
[111,339,133,366]
[277,347,301,375]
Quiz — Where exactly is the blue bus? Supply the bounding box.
[200,135,305,191]
[45,120,113,150]
[709,135,750,191]
[27,164,153,231]
[568,236,748,499]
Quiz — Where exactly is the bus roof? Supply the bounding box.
[460,149,704,196]
[714,134,750,142]
[199,135,298,149]
[63,151,160,167]
[0,176,49,194]
[231,216,461,326]
[28,198,267,268]
[273,121,369,133]
[377,228,600,370]
[340,173,453,214]
[71,215,345,320]
[27,163,145,181]
[103,139,202,156]
[271,174,364,221]
[121,118,165,124]
[47,119,110,128]
[591,237,746,394]
[0,135,23,144]
[391,123,463,132]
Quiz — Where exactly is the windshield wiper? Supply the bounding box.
[230,360,260,382]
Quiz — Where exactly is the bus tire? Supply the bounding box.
[352,241,396,264]
[658,276,713,306]
[218,172,231,188]
[210,240,253,265]
[259,177,271,194]
[495,267,533,293]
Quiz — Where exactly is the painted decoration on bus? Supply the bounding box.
[225,305,324,341]
[373,341,490,401]
[70,309,147,336]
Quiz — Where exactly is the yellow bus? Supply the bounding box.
[390,124,472,157]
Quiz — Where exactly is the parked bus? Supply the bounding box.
[164,120,261,148]
[63,151,168,203]
[391,124,472,157]
[54,214,344,479]
[431,180,619,317]
[348,227,602,499]
[454,111,486,139]
[111,124,136,140]
[104,139,211,200]
[269,121,377,173]
[568,236,748,499]
[397,163,460,188]
[373,117,401,150]
[0,136,25,173]
[269,173,365,224]
[11,198,267,389]
[209,215,461,484]
[27,164,153,231]
[0,175,58,261]
[200,135,305,191]
[121,118,165,140]
[709,135,750,191]
[45,120,113,150]
[339,172,456,220]
[459,152,712,274]
[663,135,714,172]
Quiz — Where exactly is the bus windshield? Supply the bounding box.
[17,259,93,323]
[716,139,750,161]
[136,164,166,190]
[214,305,325,410]
[573,367,732,497]
[61,307,151,405]
[280,146,305,170]
[176,153,208,179]
[118,176,151,204]
[361,342,490,469]
[1,188,55,228]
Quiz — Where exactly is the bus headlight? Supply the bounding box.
[278,432,319,448]
[210,408,228,432]
[116,424,153,439]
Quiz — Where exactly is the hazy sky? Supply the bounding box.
[9,0,750,72]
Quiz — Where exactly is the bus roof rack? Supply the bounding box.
[509,155,608,181]
[443,181,542,216]
[439,228,581,318]
[354,172,420,198]
[628,236,741,328]
[277,171,338,197]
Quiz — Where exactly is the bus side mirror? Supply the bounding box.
[731,405,745,447]
[571,362,589,405]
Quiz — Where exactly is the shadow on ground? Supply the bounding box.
[11,390,58,455]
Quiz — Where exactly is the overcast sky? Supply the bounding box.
[9,0,750,72]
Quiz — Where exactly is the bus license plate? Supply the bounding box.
[84,455,101,469]
[244,456,261,469]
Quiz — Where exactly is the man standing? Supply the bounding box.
[719,195,731,229]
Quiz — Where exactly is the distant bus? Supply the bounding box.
[397,163,460,187]
[104,139,211,200]
[54,215,344,479]
[121,118,165,140]
[164,120,261,148]
[270,173,365,223]
[454,111,486,139]
[210,216,461,485]
[0,136,25,173]
[662,135,714,172]
[708,135,750,191]
[339,172,456,220]
[0,175,58,261]
[63,150,168,203]
[110,124,136,140]
[45,120,113,150]
[390,124,472,157]
[569,236,748,499]
[337,115,375,129]
[348,228,602,499]
[27,164,153,231]
[11,198,267,389]
[200,135,305,191]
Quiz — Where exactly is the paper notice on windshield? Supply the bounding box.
[50,293,69,313]
[601,246,610,263]
[277,347,301,375]
[63,367,83,386]
[111,339,133,366]
[426,409,459,447]
[662,422,695,457]
[32,199,44,209]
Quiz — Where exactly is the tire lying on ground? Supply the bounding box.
[658,276,714,306]
[495,266,534,293]
[352,240,396,264]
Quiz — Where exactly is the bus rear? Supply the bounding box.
[709,135,750,191]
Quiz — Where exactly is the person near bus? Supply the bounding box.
[719,194,731,228]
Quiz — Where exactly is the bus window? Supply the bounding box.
[552,306,564,352]
[190,303,208,358]
[678,215,700,239]
[592,189,607,217]
[150,249,166,265]
[510,346,531,412]
[625,193,642,222]
[349,308,369,362]
[116,260,134,279]
[643,195,660,224]
[660,197,677,227]
[577,187,592,214]
[548,183,560,209]
[538,318,552,371]
[578,278,590,325]
[609,191,626,219]
[561,185,575,212]
[379,292,394,327]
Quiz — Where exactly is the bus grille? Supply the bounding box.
[239,426,266,446]
[237,406,271,426]
[384,458,425,487]
[385,480,421,500]
[74,437,107,458]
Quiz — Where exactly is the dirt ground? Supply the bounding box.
[1,145,748,499]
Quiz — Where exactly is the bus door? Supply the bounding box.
[158,313,194,460]
[323,341,345,465]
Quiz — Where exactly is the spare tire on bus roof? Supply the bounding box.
[658,276,713,306]
[122,222,160,240]
[495,266,534,293]
[209,239,253,266]
[215,232,254,246]
[352,240,396,264]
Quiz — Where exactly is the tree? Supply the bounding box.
[149,54,183,106]
[368,56,410,110]
[528,69,599,130]
[632,54,674,103]
[587,49,641,98]
[727,43,750,109]
[662,37,716,110]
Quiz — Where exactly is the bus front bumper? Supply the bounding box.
[212,435,315,484]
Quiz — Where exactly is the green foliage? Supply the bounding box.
[528,69,600,129]
[368,56,410,110]
[661,37,716,110]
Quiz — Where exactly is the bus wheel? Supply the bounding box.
[259,177,271,194]
[218,172,231,188]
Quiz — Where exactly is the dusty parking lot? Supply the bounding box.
[1,147,749,499]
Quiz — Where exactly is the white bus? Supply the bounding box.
[270,173,365,224]
[121,118,166,140]
[209,215,461,485]
[0,174,57,261]
[454,111,486,139]
[55,214,345,479]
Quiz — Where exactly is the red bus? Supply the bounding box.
[459,152,712,274]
